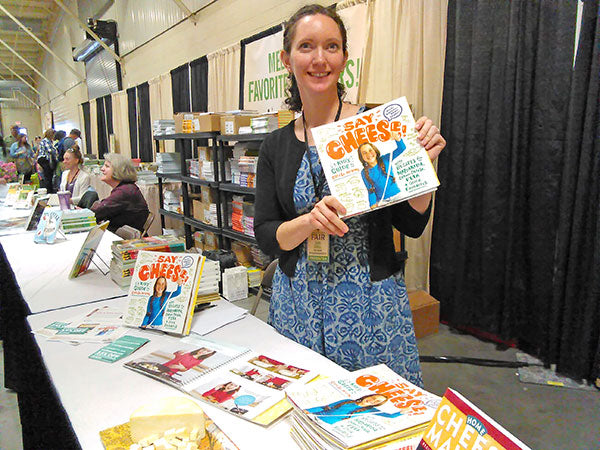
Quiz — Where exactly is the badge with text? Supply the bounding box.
[307,230,330,263]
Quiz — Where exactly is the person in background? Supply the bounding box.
[37,129,56,192]
[254,5,445,387]
[9,134,34,181]
[91,153,149,233]
[4,125,19,152]
[59,145,92,205]
[52,130,67,191]
[0,134,7,163]
[61,128,81,155]
[32,136,42,152]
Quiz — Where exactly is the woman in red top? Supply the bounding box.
[163,347,216,376]
[202,382,241,404]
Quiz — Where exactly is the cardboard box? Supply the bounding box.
[408,290,440,339]
[220,115,254,135]
[201,185,218,204]
[174,113,222,133]
[192,199,204,222]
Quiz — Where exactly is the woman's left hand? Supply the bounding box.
[415,116,446,162]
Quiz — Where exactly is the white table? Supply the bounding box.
[27,297,348,450]
[0,229,127,314]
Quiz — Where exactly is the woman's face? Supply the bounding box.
[224,382,239,392]
[63,152,78,171]
[194,348,212,357]
[154,277,167,296]
[19,135,28,146]
[359,144,378,168]
[358,395,387,407]
[282,14,347,98]
[100,160,114,183]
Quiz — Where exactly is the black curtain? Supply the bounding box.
[136,82,152,162]
[127,87,138,159]
[103,94,113,137]
[550,1,600,382]
[190,56,208,112]
[171,63,191,156]
[96,96,108,157]
[431,2,577,356]
[81,101,91,155]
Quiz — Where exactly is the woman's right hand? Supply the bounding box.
[307,196,349,237]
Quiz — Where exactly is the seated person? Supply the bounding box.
[59,145,92,205]
[91,153,149,233]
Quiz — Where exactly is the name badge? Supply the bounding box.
[307,230,330,263]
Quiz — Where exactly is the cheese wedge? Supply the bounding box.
[130,397,205,442]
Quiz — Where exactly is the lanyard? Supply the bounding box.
[302,97,343,201]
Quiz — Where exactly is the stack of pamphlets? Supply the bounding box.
[196,258,220,304]
[136,169,158,184]
[110,235,186,288]
[156,152,181,174]
[286,364,441,450]
[32,305,127,345]
[153,119,176,136]
[62,208,97,233]
[251,114,278,134]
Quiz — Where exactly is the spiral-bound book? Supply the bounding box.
[124,335,318,426]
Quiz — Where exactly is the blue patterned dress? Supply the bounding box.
[269,145,423,387]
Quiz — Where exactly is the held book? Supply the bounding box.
[286,364,441,450]
[311,97,440,218]
[122,251,206,336]
[57,190,72,210]
[68,220,110,278]
[124,335,318,426]
[417,388,531,450]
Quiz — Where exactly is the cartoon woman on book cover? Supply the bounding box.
[358,131,406,207]
[306,394,403,425]
[140,276,183,328]
[163,347,217,376]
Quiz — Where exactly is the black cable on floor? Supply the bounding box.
[419,355,544,368]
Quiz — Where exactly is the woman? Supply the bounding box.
[306,394,402,425]
[202,382,241,404]
[163,347,217,376]
[358,131,406,207]
[59,145,92,205]
[37,129,56,192]
[9,134,34,181]
[91,153,149,233]
[141,276,182,328]
[254,5,445,387]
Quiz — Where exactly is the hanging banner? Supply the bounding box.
[242,3,367,112]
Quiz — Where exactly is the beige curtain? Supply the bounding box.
[78,104,88,155]
[149,73,175,154]
[359,0,448,292]
[89,99,99,157]
[207,43,241,112]
[111,90,131,158]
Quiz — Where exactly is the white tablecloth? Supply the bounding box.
[27,297,348,450]
[1,230,127,313]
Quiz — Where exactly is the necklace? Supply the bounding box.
[68,168,79,184]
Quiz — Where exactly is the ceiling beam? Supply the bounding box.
[1,0,53,9]
[0,29,46,41]
[16,89,41,109]
[0,59,47,101]
[0,4,85,82]
[0,37,64,93]
[0,7,49,20]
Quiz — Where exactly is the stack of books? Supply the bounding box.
[156,152,181,174]
[187,159,201,178]
[251,115,278,133]
[247,267,261,288]
[136,170,158,184]
[278,110,295,128]
[242,200,255,237]
[195,258,220,304]
[62,209,97,234]
[201,161,216,182]
[229,144,258,187]
[203,203,219,227]
[152,119,176,136]
[287,364,440,450]
[109,235,186,288]
[250,245,271,269]
[230,195,244,234]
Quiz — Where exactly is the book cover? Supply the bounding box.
[125,336,317,426]
[57,190,72,210]
[33,209,63,244]
[417,389,531,450]
[68,220,110,279]
[122,251,205,336]
[286,364,440,449]
[311,97,439,218]
[25,196,49,231]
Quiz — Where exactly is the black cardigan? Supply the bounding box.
[254,121,432,281]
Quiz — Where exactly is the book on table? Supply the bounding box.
[57,190,72,210]
[68,220,110,279]
[311,96,439,219]
[33,209,63,244]
[122,251,206,336]
[417,388,531,450]
[25,196,49,231]
[286,364,441,450]
[124,335,319,426]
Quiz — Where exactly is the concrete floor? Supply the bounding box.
[2,298,599,449]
